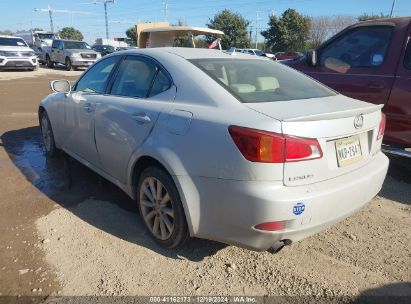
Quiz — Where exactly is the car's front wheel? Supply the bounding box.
[137,166,189,248]
[40,111,57,157]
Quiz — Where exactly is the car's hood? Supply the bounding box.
[246,94,383,122]
[0,46,33,52]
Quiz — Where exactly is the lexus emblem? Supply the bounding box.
[354,114,364,129]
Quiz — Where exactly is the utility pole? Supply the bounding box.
[255,11,261,49]
[49,8,54,32]
[163,0,168,21]
[390,0,396,17]
[104,0,115,40]
[83,0,115,40]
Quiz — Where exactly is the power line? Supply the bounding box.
[34,5,92,32]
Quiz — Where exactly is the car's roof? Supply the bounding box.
[0,35,25,39]
[119,47,266,60]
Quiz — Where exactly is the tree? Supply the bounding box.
[207,9,250,50]
[261,9,311,52]
[126,27,137,46]
[358,13,391,21]
[309,15,355,49]
[59,27,83,41]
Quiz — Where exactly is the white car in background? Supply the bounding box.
[242,48,275,59]
[0,36,38,71]
[38,48,388,252]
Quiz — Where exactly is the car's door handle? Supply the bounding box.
[83,103,94,113]
[132,113,151,124]
[367,81,385,89]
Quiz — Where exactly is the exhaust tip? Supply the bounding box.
[268,239,292,254]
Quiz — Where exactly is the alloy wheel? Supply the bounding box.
[139,177,175,240]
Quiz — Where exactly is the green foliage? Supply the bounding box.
[358,13,391,21]
[207,9,251,49]
[261,9,311,52]
[59,27,84,41]
[173,36,191,47]
[126,27,137,46]
[194,38,208,49]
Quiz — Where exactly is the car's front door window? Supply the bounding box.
[75,56,120,94]
[319,26,393,69]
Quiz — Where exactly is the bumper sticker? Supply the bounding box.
[293,202,305,215]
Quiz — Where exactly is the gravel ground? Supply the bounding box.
[35,180,411,298]
[0,71,410,303]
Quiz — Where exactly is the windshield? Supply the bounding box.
[0,37,27,47]
[37,33,54,40]
[254,50,264,56]
[190,58,336,103]
[63,41,90,49]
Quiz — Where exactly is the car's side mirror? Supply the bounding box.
[50,80,71,95]
[306,50,318,67]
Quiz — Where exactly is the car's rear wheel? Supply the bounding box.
[65,57,73,71]
[137,166,189,248]
[46,55,54,68]
[40,111,57,157]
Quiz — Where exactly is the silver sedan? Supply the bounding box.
[39,48,389,251]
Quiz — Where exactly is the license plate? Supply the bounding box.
[335,135,363,167]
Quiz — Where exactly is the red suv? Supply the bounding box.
[288,17,411,156]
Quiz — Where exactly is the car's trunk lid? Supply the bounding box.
[246,95,384,186]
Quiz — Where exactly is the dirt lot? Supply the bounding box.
[0,68,410,302]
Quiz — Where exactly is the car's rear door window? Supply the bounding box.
[148,69,172,97]
[74,55,120,93]
[110,56,158,98]
[190,58,336,103]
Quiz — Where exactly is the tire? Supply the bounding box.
[65,57,73,71]
[46,55,54,68]
[137,166,189,248]
[39,111,57,157]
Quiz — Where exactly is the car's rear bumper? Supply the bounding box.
[0,57,37,70]
[177,152,389,251]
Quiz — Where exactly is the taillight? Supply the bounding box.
[228,126,322,163]
[377,112,386,141]
[255,221,285,231]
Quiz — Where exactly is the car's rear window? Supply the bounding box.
[190,58,336,103]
